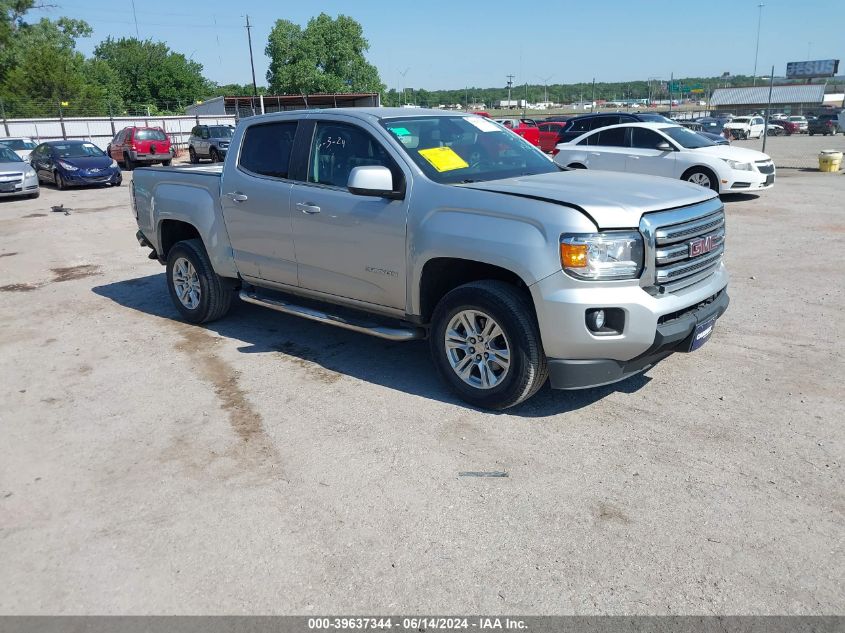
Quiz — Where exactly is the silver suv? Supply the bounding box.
[188,124,234,163]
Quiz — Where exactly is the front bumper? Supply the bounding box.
[62,169,122,186]
[547,288,729,389]
[722,167,775,192]
[0,175,38,197]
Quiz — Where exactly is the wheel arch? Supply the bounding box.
[416,257,534,324]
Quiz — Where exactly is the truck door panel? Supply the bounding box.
[220,120,298,285]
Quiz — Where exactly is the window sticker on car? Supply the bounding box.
[389,127,411,136]
[417,146,469,172]
[465,117,499,132]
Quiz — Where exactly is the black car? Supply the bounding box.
[30,140,122,190]
[555,112,678,143]
[678,120,730,145]
[808,113,841,136]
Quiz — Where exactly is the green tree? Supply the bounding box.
[94,37,212,112]
[0,16,122,117]
[265,13,384,95]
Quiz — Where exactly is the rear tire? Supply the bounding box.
[429,280,548,410]
[162,159,172,166]
[124,153,135,171]
[166,239,233,324]
[682,166,719,192]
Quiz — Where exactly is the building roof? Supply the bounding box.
[710,85,825,106]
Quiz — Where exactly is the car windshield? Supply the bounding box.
[52,143,106,158]
[0,139,36,150]
[381,115,558,184]
[135,129,167,141]
[662,126,716,149]
[638,113,674,123]
[0,147,22,162]
[207,126,233,138]
[699,120,725,132]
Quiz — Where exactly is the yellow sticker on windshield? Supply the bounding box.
[417,146,469,172]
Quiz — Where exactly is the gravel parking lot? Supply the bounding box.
[1,134,843,615]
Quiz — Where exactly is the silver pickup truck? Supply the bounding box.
[131,108,729,409]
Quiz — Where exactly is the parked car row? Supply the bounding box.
[553,122,775,194]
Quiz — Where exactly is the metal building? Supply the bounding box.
[709,85,826,116]
[185,93,381,118]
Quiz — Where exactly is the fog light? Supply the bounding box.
[586,309,605,332]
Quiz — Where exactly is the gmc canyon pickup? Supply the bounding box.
[131,108,729,409]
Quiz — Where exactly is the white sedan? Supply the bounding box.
[553,122,775,193]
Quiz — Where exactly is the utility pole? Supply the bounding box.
[245,15,258,99]
[590,77,595,112]
[762,66,775,153]
[506,74,514,109]
[130,0,139,38]
[753,2,764,86]
[669,72,674,115]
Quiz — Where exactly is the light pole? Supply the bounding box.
[536,74,553,105]
[398,67,410,106]
[753,2,764,86]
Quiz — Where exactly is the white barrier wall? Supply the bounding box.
[0,114,237,152]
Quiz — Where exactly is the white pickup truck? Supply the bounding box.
[131,108,729,409]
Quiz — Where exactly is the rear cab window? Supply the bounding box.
[238,121,298,179]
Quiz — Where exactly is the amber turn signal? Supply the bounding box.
[560,242,588,268]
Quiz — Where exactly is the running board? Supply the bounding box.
[238,289,424,342]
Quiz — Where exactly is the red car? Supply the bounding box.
[107,126,173,170]
[769,119,799,135]
[537,121,571,153]
[493,118,540,146]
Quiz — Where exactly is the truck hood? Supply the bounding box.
[459,170,716,229]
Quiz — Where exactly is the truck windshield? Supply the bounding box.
[207,126,233,138]
[381,115,558,184]
[662,126,715,149]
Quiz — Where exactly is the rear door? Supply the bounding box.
[583,126,629,171]
[289,119,409,309]
[220,119,300,285]
[626,127,677,177]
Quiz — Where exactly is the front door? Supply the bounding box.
[290,120,409,310]
[626,127,677,177]
[219,120,299,285]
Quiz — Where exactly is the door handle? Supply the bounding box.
[590,152,601,156]
[296,202,321,214]
[225,191,248,203]
[627,155,640,159]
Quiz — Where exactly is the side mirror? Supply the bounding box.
[655,142,674,151]
[347,165,399,198]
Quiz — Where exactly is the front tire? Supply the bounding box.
[189,147,198,164]
[682,166,719,192]
[54,171,66,190]
[430,280,548,410]
[166,239,233,324]
[210,148,220,163]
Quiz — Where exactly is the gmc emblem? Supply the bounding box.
[688,235,715,257]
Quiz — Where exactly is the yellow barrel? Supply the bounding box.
[818,150,843,172]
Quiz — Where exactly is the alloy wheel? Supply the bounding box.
[444,309,511,390]
[172,257,201,310]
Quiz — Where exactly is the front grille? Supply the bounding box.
[0,172,23,192]
[640,200,725,294]
[756,161,775,174]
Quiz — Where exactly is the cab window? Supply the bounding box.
[308,122,400,189]
[238,121,298,178]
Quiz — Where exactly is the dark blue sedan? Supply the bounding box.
[30,140,122,190]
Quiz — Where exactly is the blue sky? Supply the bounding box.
[31,0,845,90]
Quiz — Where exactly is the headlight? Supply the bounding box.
[723,159,752,171]
[58,160,78,171]
[110,159,119,169]
[560,232,643,280]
